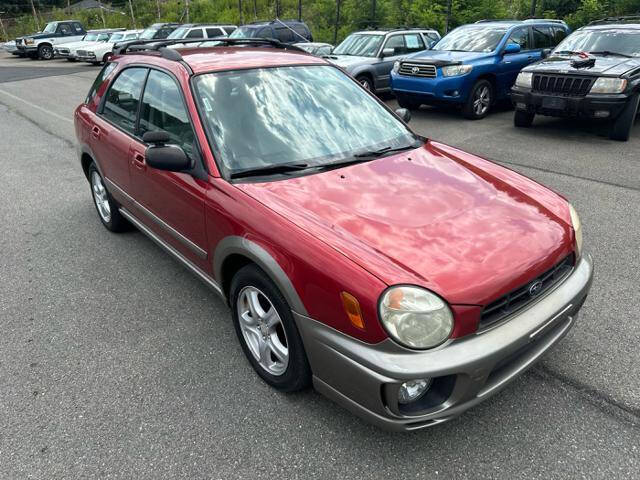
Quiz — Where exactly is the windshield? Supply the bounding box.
[554,29,640,57]
[434,26,508,52]
[333,34,384,56]
[167,27,190,39]
[194,65,416,176]
[43,23,57,34]
[229,26,260,39]
[109,33,125,42]
[140,28,158,40]
[84,33,99,42]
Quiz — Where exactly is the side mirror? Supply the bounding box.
[381,47,395,58]
[503,43,521,55]
[541,48,551,59]
[143,131,191,172]
[395,108,411,123]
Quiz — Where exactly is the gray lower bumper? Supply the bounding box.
[295,253,593,431]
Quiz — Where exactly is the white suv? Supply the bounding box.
[76,30,142,65]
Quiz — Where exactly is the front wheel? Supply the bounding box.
[356,75,375,94]
[609,94,639,141]
[37,44,54,60]
[230,264,311,392]
[463,79,493,120]
[514,110,535,128]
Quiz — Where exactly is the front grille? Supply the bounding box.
[77,50,92,57]
[399,62,437,78]
[479,254,574,330]
[533,74,593,97]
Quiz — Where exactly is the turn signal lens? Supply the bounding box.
[341,291,365,330]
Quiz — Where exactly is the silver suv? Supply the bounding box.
[326,28,440,94]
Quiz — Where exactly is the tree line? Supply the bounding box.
[1,0,640,44]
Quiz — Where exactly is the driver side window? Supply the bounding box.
[102,67,148,135]
[58,24,72,36]
[507,28,530,51]
[383,35,404,55]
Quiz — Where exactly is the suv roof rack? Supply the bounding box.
[113,37,306,61]
[475,19,519,23]
[248,19,304,25]
[523,18,567,24]
[588,15,640,25]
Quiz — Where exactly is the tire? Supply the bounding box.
[514,110,535,128]
[230,264,311,392]
[397,94,422,110]
[356,75,375,94]
[37,44,54,60]
[463,79,493,120]
[609,93,639,141]
[66,57,76,62]
[102,52,112,64]
[88,163,129,232]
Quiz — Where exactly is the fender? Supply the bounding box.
[213,236,308,316]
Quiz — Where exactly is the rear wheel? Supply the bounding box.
[463,79,493,120]
[88,163,129,232]
[102,52,112,64]
[609,93,639,141]
[230,264,311,392]
[37,44,54,60]
[514,110,535,128]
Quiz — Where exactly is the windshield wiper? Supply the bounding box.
[229,162,310,179]
[317,144,420,172]
[553,50,584,56]
[589,50,633,58]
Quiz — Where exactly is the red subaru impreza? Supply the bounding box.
[74,39,593,431]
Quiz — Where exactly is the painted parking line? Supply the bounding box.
[0,88,73,124]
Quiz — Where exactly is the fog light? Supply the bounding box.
[594,110,610,118]
[398,379,431,404]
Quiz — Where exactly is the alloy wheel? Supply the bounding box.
[91,171,111,223]
[236,286,289,376]
[473,85,491,116]
[40,46,53,60]
[359,78,371,91]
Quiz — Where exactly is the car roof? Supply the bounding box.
[244,20,307,27]
[582,23,640,31]
[349,28,438,35]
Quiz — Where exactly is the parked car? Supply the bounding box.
[16,20,86,60]
[54,28,124,61]
[2,40,20,55]
[139,23,237,49]
[228,20,313,44]
[390,19,570,119]
[326,28,441,94]
[294,42,333,56]
[512,16,640,141]
[75,38,592,431]
[76,29,142,65]
[138,23,181,41]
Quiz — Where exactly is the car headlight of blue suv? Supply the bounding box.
[441,64,473,77]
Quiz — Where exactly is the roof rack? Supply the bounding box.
[113,37,307,61]
[248,19,303,25]
[475,19,519,23]
[523,18,567,24]
[588,15,640,25]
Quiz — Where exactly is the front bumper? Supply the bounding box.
[77,53,98,62]
[511,87,630,120]
[295,253,593,431]
[390,72,471,104]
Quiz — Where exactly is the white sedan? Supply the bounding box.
[76,29,142,65]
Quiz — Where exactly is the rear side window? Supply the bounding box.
[73,23,83,33]
[552,27,568,45]
[206,27,224,37]
[58,24,72,35]
[403,33,425,53]
[156,28,173,39]
[186,28,204,39]
[533,26,554,48]
[86,62,117,104]
[139,70,195,158]
[507,27,530,50]
[276,27,293,43]
[101,67,148,134]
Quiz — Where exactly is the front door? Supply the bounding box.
[497,27,539,95]
[128,69,209,269]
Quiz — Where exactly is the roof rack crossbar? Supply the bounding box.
[113,37,307,61]
[588,14,640,25]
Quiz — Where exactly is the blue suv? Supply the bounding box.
[390,19,570,119]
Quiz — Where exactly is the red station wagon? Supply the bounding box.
[74,38,593,431]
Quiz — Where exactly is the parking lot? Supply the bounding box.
[0,50,639,479]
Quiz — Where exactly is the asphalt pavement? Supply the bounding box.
[0,51,638,479]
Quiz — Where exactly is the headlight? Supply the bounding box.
[25,38,34,45]
[393,61,400,73]
[441,64,473,77]
[515,71,533,88]
[590,77,627,94]
[379,286,454,349]
[568,204,583,259]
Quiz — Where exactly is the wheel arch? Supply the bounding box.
[213,236,308,316]
[475,73,498,101]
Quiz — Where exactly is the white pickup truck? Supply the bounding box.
[16,20,86,60]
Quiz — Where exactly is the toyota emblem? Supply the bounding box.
[528,280,544,297]
[411,66,420,74]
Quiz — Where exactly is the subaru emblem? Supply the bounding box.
[528,280,543,297]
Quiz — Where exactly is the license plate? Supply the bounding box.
[542,97,566,110]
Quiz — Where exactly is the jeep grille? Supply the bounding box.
[532,74,594,97]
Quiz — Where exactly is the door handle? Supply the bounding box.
[132,152,146,171]
[91,126,101,139]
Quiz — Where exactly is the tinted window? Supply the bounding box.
[86,62,117,104]
[156,28,173,39]
[403,33,425,53]
[507,27,530,50]
[276,27,293,43]
[552,27,568,45]
[139,70,195,157]
[73,23,84,33]
[293,25,309,40]
[186,28,204,39]
[258,27,274,39]
[58,24,72,35]
[224,27,236,35]
[384,35,404,54]
[533,26,554,49]
[102,68,148,134]
[206,27,224,37]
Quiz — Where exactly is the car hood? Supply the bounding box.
[61,40,98,49]
[235,141,574,306]
[405,49,492,65]
[83,42,114,52]
[526,54,640,76]
[325,55,375,70]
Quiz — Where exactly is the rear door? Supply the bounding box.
[185,28,205,39]
[128,69,208,268]
[206,27,225,38]
[91,67,148,194]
